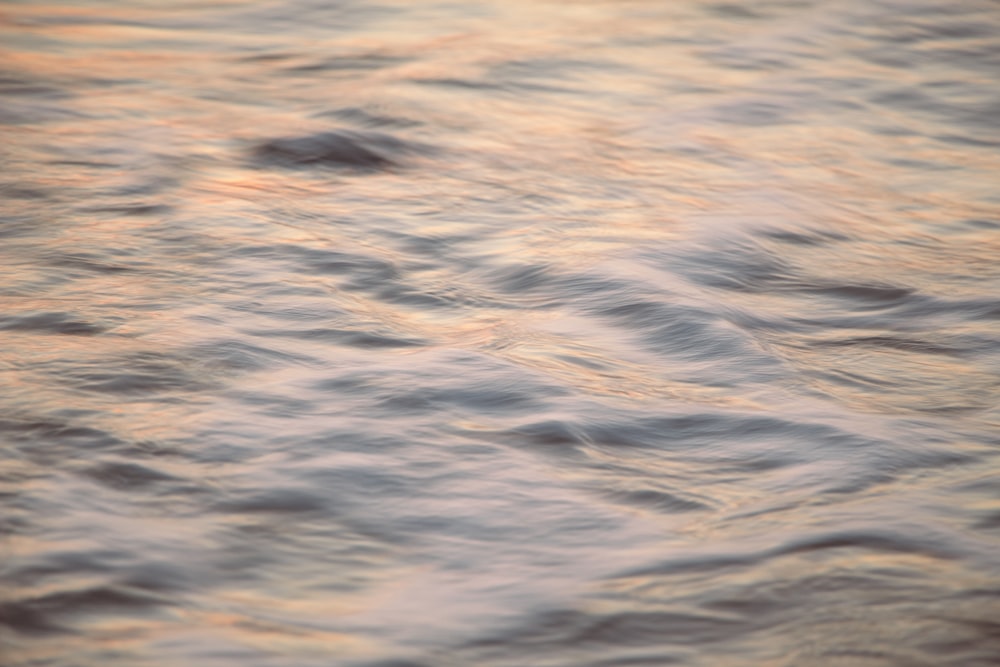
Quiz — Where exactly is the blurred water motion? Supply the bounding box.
[2,0,1000,665]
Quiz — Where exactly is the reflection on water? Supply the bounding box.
[2,0,999,665]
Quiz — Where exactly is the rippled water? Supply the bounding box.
[2,1,1000,665]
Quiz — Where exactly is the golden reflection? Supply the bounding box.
[179,609,368,655]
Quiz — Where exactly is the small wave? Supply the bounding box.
[214,488,330,515]
[251,326,426,349]
[0,311,107,336]
[0,585,169,637]
[809,335,960,355]
[251,130,418,170]
[80,460,179,491]
[66,355,214,396]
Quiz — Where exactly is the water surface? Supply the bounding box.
[2,1,1000,665]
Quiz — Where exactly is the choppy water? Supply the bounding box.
[2,1,1000,665]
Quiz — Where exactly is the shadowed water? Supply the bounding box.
[1,1,999,666]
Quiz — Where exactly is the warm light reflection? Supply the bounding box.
[3,0,999,665]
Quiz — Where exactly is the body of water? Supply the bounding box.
[2,1,1000,665]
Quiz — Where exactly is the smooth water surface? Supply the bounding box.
[2,1,999,665]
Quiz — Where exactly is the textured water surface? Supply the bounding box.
[2,1,999,666]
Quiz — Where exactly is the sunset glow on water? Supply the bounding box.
[2,1,999,666]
